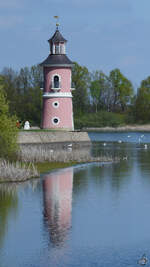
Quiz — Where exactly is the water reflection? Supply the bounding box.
[43,168,73,247]
[0,179,40,251]
[91,142,134,192]
[2,135,150,266]
[0,184,18,250]
[91,142,134,160]
[136,146,150,187]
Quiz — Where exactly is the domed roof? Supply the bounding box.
[48,30,67,43]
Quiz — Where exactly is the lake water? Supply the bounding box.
[1,132,150,266]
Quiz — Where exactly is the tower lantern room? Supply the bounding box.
[40,20,74,130]
[48,28,67,55]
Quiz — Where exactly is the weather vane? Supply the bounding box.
[54,16,60,30]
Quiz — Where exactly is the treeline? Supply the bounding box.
[0,76,18,159]
[0,62,150,128]
[0,65,43,126]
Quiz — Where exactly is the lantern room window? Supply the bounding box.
[55,44,60,54]
[60,44,65,54]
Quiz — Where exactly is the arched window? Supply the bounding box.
[54,75,59,88]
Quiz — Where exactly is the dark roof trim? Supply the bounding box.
[41,64,74,68]
[40,54,73,66]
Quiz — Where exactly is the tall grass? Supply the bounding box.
[0,160,39,182]
[0,144,120,182]
[18,145,120,163]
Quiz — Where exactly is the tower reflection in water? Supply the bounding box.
[43,167,73,247]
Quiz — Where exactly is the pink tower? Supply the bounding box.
[40,23,74,130]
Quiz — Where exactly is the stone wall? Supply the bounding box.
[18,131,91,144]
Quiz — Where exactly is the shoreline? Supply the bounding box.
[0,156,120,183]
[36,156,119,174]
[82,125,150,132]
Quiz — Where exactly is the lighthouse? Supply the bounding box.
[40,21,74,131]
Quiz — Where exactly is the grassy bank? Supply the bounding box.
[0,143,120,183]
[36,161,77,173]
[0,155,119,183]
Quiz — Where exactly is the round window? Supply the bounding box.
[52,101,59,108]
[52,117,60,125]
[54,118,58,123]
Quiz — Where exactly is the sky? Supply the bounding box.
[0,0,150,88]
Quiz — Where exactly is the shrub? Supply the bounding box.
[0,77,18,159]
[74,111,125,129]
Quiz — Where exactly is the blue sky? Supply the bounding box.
[0,0,150,88]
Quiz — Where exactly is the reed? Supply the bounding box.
[18,145,120,163]
[0,160,39,182]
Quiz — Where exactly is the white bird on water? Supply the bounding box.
[103,143,106,146]
[118,140,122,143]
[144,144,148,149]
[68,143,72,147]
[138,254,148,265]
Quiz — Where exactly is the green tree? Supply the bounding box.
[16,65,43,125]
[90,71,111,112]
[0,76,18,159]
[2,65,43,126]
[90,80,100,113]
[72,62,90,114]
[134,76,150,122]
[109,69,134,112]
[1,67,19,116]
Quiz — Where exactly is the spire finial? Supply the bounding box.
[54,16,60,30]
